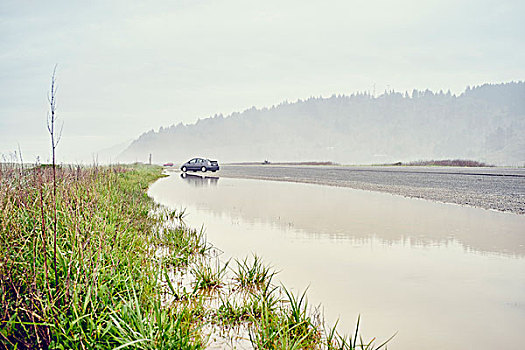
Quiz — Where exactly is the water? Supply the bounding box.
[218,164,525,214]
[149,172,525,349]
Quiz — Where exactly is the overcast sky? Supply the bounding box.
[1,0,524,163]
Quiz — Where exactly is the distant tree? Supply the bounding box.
[424,89,433,97]
[119,82,525,165]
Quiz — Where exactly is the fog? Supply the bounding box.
[119,82,525,166]
[1,0,524,163]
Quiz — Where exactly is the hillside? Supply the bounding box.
[118,82,525,166]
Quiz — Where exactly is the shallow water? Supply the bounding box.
[149,172,525,349]
[218,164,525,214]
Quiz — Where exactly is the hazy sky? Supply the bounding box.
[1,0,524,163]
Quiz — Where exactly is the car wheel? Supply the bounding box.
[201,166,207,172]
[181,166,187,172]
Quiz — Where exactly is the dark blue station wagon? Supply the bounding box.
[180,158,219,172]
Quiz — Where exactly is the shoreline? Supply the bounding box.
[211,165,525,215]
[2,164,389,349]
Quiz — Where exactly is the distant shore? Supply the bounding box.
[226,161,340,166]
[223,159,507,167]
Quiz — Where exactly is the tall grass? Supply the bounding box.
[0,163,204,349]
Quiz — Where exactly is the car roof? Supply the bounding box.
[187,157,217,162]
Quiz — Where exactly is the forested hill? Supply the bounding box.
[118,82,525,165]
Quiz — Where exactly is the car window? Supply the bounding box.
[189,159,196,164]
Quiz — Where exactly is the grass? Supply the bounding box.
[0,162,394,349]
[159,225,209,268]
[233,254,276,291]
[248,286,321,349]
[216,297,250,325]
[191,258,229,293]
[0,163,204,349]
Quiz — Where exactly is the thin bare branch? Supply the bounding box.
[55,121,64,147]
[46,64,60,296]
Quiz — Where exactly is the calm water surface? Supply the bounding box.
[149,172,525,349]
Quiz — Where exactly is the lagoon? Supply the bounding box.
[149,172,525,349]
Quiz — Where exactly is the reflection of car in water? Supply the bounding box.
[180,158,219,172]
[180,173,219,187]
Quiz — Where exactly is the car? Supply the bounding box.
[180,158,219,172]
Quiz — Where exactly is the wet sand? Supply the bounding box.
[217,165,525,214]
[149,173,525,349]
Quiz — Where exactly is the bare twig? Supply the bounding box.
[17,143,24,174]
[47,64,60,295]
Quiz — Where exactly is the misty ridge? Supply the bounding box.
[118,82,525,166]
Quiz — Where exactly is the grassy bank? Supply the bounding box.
[1,163,391,349]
